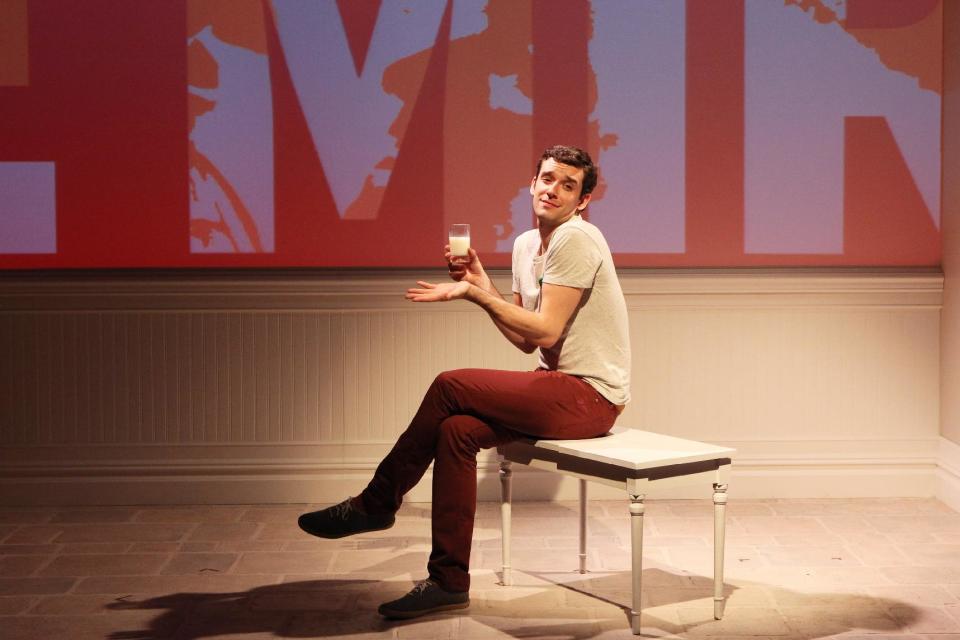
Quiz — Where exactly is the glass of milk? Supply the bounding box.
[449,224,470,257]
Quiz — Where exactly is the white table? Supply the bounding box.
[497,426,736,634]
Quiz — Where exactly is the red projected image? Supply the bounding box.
[0,0,944,269]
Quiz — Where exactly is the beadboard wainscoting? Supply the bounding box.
[0,269,948,506]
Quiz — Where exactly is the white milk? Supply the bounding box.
[449,236,470,256]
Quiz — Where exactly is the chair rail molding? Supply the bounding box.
[0,268,945,505]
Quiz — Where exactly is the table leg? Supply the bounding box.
[713,482,728,619]
[629,494,645,635]
[579,479,587,574]
[500,460,513,586]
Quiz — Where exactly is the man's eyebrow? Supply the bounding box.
[540,170,580,184]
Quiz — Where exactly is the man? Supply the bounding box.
[298,145,631,619]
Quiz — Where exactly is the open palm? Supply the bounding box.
[406,280,470,302]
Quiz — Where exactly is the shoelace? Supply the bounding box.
[409,579,435,595]
[330,499,355,521]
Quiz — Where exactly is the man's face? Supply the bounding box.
[529,158,592,228]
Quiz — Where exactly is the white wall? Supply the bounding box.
[0,269,943,506]
[938,0,960,511]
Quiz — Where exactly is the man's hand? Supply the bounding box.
[446,246,491,292]
[406,280,471,302]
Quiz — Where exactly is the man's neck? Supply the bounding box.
[537,213,578,253]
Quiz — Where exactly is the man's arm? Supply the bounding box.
[446,247,539,353]
[406,280,583,350]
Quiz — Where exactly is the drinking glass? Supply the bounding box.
[449,224,470,257]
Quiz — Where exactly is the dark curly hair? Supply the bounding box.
[535,145,598,198]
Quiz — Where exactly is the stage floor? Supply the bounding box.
[1,497,959,639]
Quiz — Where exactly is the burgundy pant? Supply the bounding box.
[358,368,619,592]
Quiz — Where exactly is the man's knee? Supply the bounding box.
[431,369,478,398]
[438,416,480,455]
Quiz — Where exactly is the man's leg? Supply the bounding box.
[361,368,617,517]
[428,414,515,592]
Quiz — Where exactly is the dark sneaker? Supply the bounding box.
[378,579,469,619]
[297,498,395,539]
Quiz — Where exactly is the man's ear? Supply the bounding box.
[576,192,593,211]
[529,177,537,195]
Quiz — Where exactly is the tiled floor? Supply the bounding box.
[2,498,960,639]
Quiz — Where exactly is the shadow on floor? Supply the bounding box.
[104,564,921,639]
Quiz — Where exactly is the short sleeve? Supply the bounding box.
[511,235,522,294]
[541,228,602,289]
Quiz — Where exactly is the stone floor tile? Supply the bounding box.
[179,541,221,552]
[474,535,548,550]
[865,515,960,534]
[59,542,132,554]
[672,500,774,517]
[187,522,260,543]
[759,545,863,567]
[240,505,311,523]
[678,606,792,636]
[161,552,239,575]
[733,516,828,536]
[130,542,181,553]
[0,544,59,555]
[593,546,668,571]
[219,540,287,552]
[0,498,957,639]
[769,499,861,516]
[284,611,395,639]
[254,521,307,541]
[770,533,847,546]
[0,555,49,577]
[50,508,137,524]
[592,499,670,517]
[650,517,739,538]
[39,553,170,577]
[0,511,54,524]
[880,565,960,585]
[134,506,246,524]
[160,595,287,640]
[846,541,913,567]
[393,616,462,640]
[779,604,903,636]
[665,546,766,576]
[852,498,956,515]
[866,584,959,607]
[900,544,960,567]
[889,605,960,633]
[0,612,184,640]
[466,613,603,639]
[0,595,38,614]
[0,577,77,595]
[233,551,333,575]
[73,573,282,595]
[886,531,942,544]
[330,548,430,574]
[814,514,877,533]
[765,586,874,607]
[54,523,192,544]
[27,593,130,615]
[3,526,64,545]
[722,534,780,546]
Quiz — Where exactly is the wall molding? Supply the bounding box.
[0,267,944,311]
[0,269,947,507]
[938,436,960,512]
[0,436,940,506]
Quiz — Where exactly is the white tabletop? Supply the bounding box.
[520,426,736,471]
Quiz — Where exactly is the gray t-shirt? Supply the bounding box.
[511,215,631,405]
